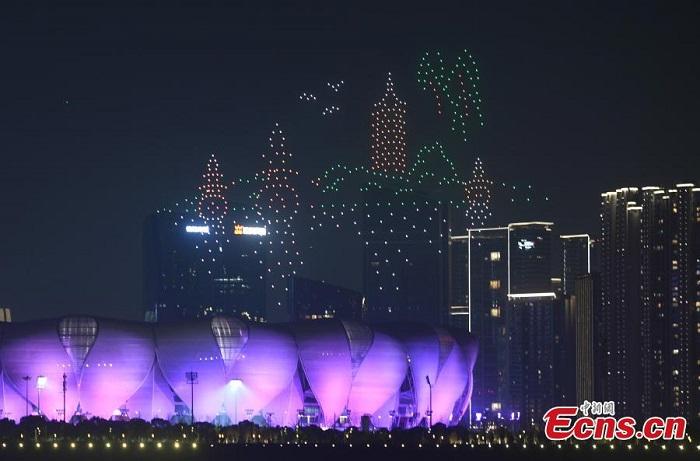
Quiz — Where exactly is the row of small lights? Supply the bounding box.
[4,440,698,451]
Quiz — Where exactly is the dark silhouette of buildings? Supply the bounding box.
[143,210,268,322]
[288,276,363,321]
[362,187,451,325]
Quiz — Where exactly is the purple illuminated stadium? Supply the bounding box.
[0,317,477,428]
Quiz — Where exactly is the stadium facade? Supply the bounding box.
[0,316,477,428]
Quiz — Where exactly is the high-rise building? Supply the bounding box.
[573,273,600,405]
[554,235,591,406]
[600,187,642,418]
[142,209,268,323]
[143,155,270,323]
[450,222,556,424]
[600,184,699,419]
[561,235,591,298]
[506,222,555,424]
[449,227,509,422]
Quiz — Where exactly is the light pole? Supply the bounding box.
[425,375,433,429]
[22,376,31,417]
[229,379,243,424]
[36,376,47,416]
[62,373,67,423]
[185,371,198,424]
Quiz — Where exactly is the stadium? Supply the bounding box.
[0,317,477,428]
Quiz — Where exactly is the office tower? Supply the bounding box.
[142,209,268,323]
[362,187,450,325]
[143,155,268,323]
[574,273,599,404]
[554,235,591,406]
[507,222,555,424]
[449,227,509,421]
[288,276,364,321]
[600,184,699,419]
[561,235,591,297]
[450,222,555,424]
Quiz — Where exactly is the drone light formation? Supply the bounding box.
[370,73,408,176]
[465,157,492,227]
[418,50,484,142]
[254,124,302,311]
[197,154,228,227]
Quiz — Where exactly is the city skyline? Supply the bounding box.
[2,1,700,321]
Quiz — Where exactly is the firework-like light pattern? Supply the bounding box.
[370,73,408,176]
[198,154,228,228]
[418,50,484,142]
[254,124,302,313]
[465,157,492,227]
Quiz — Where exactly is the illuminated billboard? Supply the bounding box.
[234,224,267,236]
[185,225,210,234]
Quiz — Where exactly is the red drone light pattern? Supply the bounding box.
[465,157,493,227]
[254,124,302,312]
[370,73,408,176]
[198,154,228,227]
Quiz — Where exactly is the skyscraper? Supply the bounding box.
[554,234,591,406]
[450,222,556,424]
[507,222,555,423]
[449,227,509,421]
[573,273,599,405]
[142,209,268,323]
[143,155,269,323]
[600,184,699,419]
[561,235,591,298]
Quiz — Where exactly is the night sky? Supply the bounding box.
[1,1,699,322]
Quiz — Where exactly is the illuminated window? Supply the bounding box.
[491,402,501,411]
[490,280,501,290]
[490,251,500,261]
[491,308,500,318]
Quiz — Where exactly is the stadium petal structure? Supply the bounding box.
[0,316,477,428]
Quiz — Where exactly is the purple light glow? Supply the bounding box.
[0,317,477,428]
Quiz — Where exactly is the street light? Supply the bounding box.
[229,379,243,424]
[425,375,433,429]
[22,376,31,417]
[185,371,198,424]
[36,376,47,416]
[62,373,67,423]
